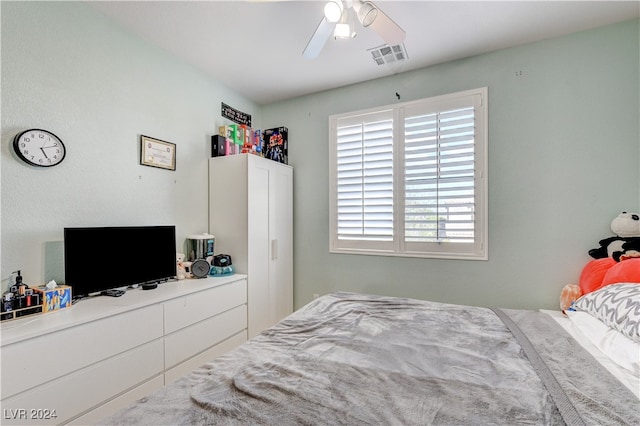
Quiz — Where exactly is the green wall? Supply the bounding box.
[2,1,638,311]
[262,19,640,310]
[1,1,260,289]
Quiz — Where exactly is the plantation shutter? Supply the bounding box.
[403,98,478,245]
[329,87,487,259]
[335,110,394,243]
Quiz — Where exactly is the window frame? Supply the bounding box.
[329,87,488,260]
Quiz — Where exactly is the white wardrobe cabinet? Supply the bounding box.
[209,154,293,338]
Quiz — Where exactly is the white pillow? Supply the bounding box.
[566,310,640,377]
[572,282,640,343]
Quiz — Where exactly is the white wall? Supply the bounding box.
[1,2,260,289]
[262,19,640,310]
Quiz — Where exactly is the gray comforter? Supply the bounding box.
[100,292,639,425]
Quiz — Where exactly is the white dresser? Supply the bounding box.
[0,275,247,425]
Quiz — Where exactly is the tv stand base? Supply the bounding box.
[101,289,125,297]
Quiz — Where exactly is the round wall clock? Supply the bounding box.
[13,129,66,167]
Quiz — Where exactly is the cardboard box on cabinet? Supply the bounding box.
[263,127,288,164]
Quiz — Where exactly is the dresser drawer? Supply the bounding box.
[164,330,247,384]
[164,304,247,369]
[1,339,163,425]
[1,304,163,399]
[163,279,246,334]
[68,375,164,425]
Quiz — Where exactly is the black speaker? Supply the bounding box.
[191,259,210,278]
[211,135,226,157]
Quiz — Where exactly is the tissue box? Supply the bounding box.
[34,285,72,313]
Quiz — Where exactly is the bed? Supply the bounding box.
[99,286,639,425]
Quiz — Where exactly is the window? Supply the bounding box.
[329,87,487,260]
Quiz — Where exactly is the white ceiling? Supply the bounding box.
[87,1,639,105]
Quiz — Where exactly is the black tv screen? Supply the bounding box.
[64,226,177,297]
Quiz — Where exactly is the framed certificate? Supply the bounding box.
[140,135,176,171]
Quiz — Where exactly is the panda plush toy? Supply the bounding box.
[588,211,640,261]
[620,238,640,260]
[560,211,640,312]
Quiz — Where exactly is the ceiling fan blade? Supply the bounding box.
[302,17,336,59]
[367,4,406,46]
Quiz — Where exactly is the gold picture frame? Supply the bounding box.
[140,135,176,171]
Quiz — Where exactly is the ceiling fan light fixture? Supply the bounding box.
[304,0,403,58]
[324,1,344,23]
[334,23,352,39]
[334,6,357,39]
[357,1,378,27]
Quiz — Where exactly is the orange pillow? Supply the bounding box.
[579,258,617,294]
[602,258,640,286]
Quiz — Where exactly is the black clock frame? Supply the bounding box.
[13,129,66,167]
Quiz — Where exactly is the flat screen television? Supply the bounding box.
[64,225,177,298]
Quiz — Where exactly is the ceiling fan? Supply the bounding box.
[302,0,406,59]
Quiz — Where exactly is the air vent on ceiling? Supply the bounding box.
[368,43,408,66]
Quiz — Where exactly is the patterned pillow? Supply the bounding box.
[573,283,640,343]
